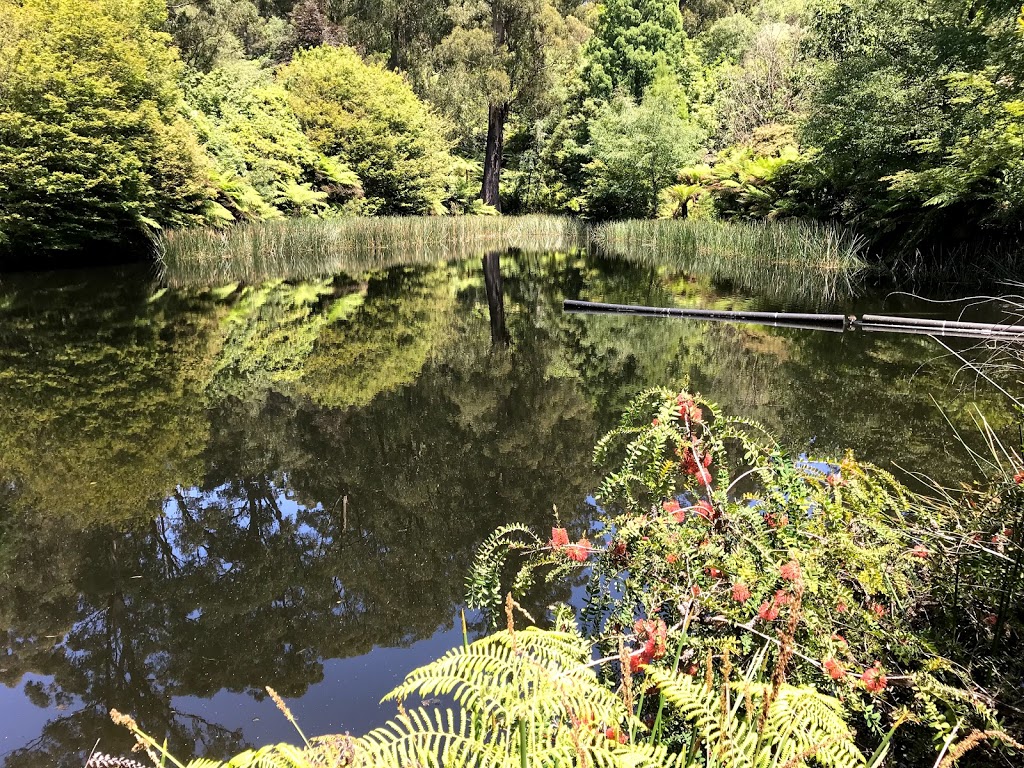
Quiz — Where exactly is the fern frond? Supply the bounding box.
[466,523,542,618]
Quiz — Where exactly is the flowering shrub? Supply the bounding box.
[469,387,1003,755]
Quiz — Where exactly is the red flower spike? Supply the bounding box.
[779,560,801,581]
[911,544,929,559]
[758,600,780,621]
[773,589,791,606]
[823,658,846,680]
[550,527,569,549]
[860,663,887,693]
[705,567,722,579]
[1015,471,1024,484]
[836,601,848,613]
[871,602,886,618]
[652,418,659,427]
[565,538,591,562]
[731,582,751,603]
[666,553,678,564]
[691,584,701,597]
[696,500,716,521]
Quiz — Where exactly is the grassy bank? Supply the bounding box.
[158,215,586,287]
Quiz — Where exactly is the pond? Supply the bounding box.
[0,247,1016,767]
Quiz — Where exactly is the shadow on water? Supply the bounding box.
[0,247,1018,766]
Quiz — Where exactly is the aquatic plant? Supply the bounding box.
[158,215,587,287]
[593,218,867,307]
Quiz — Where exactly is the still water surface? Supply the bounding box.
[0,250,1014,766]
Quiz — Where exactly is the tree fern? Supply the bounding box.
[646,667,866,768]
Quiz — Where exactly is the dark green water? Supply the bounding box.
[0,250,1015,766]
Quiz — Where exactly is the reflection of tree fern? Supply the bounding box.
[646,666,867,768]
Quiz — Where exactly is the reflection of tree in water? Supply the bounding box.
[0,252,1014,767]
[0,258,597,766]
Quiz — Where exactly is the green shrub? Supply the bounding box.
[279,45,453,215]
[184,60,361,221]
[0,0,211,258]
[469,387,1004,757]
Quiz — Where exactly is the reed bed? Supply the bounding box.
[159,214,867,307]
[594,218,868,307]
[158,215,586,287]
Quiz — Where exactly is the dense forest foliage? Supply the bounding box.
[1,0,1024,263]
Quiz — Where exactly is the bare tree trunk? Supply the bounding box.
[480,5,507,210]
[481,103,508,209]
[482,251,509,347]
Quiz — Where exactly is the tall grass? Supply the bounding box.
[159,215,867,307]
[158,215,586,287]
[594,218,868,307]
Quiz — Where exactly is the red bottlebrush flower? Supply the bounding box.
[628,619,667,673]
[634,618,668,661]
[666,553,678,564]
[676,398,704,423]
[860,663,887,693]
[836,601,848,613]
[652,418,659,427]
[682,449,713,482]
[706,567,722,579]
[823,658,846,680]
[779,560,801,581]
[1015,471,1024,484]
[731,582,751,603]
[758,600,780,621]
[773,589,791,606]
[565,538,591,562]
[550,527,569,549]
[911,544,929,559]
[605,727,627,744]
[871,602,886,618]
[664,498,686,523]
[691,584,701,597]
[696,500,716,521]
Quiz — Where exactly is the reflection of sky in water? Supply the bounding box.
[170,625,466,748]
